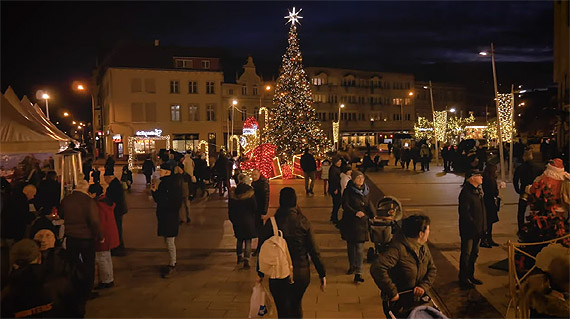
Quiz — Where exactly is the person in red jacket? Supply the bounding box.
[88,184,119,289]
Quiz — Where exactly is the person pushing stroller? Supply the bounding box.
[371,215,437,319]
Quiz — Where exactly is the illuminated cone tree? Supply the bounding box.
[264,8,331,163]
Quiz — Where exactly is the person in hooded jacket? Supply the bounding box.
[1,239,83,318]
[341,170,375,283]
[371,215,437,319]
[257,187,326,319]
[151,163,183,278]
[228,173,257,269]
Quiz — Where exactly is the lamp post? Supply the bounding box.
[41,93,50,120]
[425,81,438,166]
[480,43,505,182]
[259,85,271,141]
[229,99,238,154]
[338,103,345,149]
[73,82,96,153]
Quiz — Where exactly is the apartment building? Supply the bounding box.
[94,43,224,161]
[221,57,274,151]
[305,67,415,146]
[415,81,468,118]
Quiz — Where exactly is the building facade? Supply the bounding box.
[554,0,569,149]
[305,67,415,146]
[94,44,224,163]
[221,57,274,152]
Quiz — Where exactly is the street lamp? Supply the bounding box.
[449,108,456,113]
[41,93,50,120]
[480,43,506,182]
[229,99,238,153]
[423,81,438,166]
[63,112,69,117]
[338,104,345,149]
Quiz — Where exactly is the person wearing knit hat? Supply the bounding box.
[10,239,41,269]
[340,169,373,283]
[257,187,326,318]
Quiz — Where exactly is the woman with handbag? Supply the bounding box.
[341,170,375,282]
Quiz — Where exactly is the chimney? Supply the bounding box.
[154,39,160,47]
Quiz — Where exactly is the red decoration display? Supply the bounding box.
[241,143,277,179]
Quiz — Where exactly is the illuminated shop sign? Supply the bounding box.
[136,129,162,137]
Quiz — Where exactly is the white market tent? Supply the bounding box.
[0,87,72,154]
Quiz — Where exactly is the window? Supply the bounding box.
[131,79,142,93]
[228,89,234,95]
[170,80,179,94]
[188,104,199,121]
[206,104,216,121]
[254,107,259,120]
[241,106,247,121]
[145,103,156,122]
[405,114,411,121]
[131,102,144,122]
[206,81,215,94]
[392,98,403,105]
[252,86,258,96]
[314,94,326,102]
[312,78,323,86]
[144,79,155,93]
[170,104,181,121]
[201,60,210,69]
[241,85,247,96]
[404,98,411,105]
[175,59,193,68]
[188,81,198,94]
[393,113,401,121]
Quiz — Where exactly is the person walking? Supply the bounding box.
[401,145,411,169]
[513,150,543,232]
[120,165,133,191]
[387,141,393,155]
[371,215,437,319]
[59,179,102,302]
[420,144,430,172]
[251,169,269,255]
[458,170,486,289]
[104,172,128,256]
[340,170,375,283]
[88,184,119,289]
[481,164,500,248]
[319,159,331,195]
[300,148,317,195]
[104,155,115,176]
[214,151,230,196]
[257,187,326,319]
[228,174,257,269]
[174,166,191,224]
[328,157,342,225]
[142,156,155,186]
[393,144,401,166]
[441,143,450,172]
[193,152,209,198]
[151,163,183,278]
[82,159,93,183]
[411,145,421,171]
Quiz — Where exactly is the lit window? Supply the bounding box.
[170,104,180,121]
[170,80,179,94]
[201,60,210,69]
[312,78,323,86]
[188,104,198,121]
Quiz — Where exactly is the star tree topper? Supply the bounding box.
[285,7,303,25]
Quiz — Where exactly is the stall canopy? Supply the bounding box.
[0,87,72,153]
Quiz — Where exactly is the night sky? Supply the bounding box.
[1,1,554,122]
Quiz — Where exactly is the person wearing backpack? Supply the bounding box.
[257,187,326,319]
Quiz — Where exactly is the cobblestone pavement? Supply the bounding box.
[86,162,517,318]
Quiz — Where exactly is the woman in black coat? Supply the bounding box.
[228,174,257,269]
[481,163,499,247]
[340,170,375,283]
[151,163,183,277]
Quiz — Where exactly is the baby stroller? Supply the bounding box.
[367,196,403,262]
[385,290,447,319]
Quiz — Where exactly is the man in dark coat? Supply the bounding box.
[458,170,486,289]
[300,148,317,195]
[400,146,411,169]
[35,171,61,215]
[151,163,183,278]
[251,169,269,255]
[371,215,437,319]
[82,159,93,182]
[341,170,375,283]
[3,184,36,242]
[104,155,115,176]
[476,145,487,171]
[328,157,343,224]
[228,174,257,269]
[193,152,209,198]
[513,150,543,232]
[213,151,230,196]
[393,144,401,166]
[104,172,128,256]
[142,156,155,186]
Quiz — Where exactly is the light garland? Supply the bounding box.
[332,121,339,146]
[127,135,170,170]
[240,143,277,179]
[433,111,448,142]
[258,107,269,125]
[446,114,474,144]
[413,116,434,141]
[497,93,514,143]
[198,140,209,165]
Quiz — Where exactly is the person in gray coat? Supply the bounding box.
[458,170,486,289]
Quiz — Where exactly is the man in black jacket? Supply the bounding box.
[300,148,317,195]
[251,169,269,255]
[104,172,128,256]
[458,170,486,289]
[513,150,543,232]
[328,157,342,224]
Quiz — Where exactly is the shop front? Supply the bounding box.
[341,132,377,147]
[127,129,170,169]
[172,133,200,153]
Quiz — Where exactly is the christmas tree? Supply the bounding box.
[264,8,331,163]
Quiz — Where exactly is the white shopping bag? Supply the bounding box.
[249,282,270,318]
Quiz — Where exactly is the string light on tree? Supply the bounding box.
[413,116,434,141]
[264,7,331,163]
[433,111,448,142]
[497,93,514,143]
